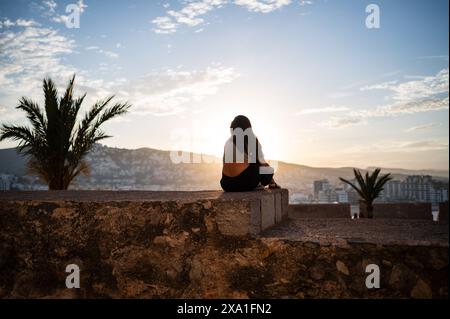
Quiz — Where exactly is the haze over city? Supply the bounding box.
[0,0,448,170]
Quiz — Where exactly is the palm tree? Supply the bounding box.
[340,168,392,218]
[0,75,131,190]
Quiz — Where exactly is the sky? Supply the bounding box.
[0,0,448,170]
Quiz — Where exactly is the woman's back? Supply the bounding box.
[222,162,249,177]
[220,115,278,192]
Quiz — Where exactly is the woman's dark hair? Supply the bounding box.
[229,115,259,163]
[230,115,252,130]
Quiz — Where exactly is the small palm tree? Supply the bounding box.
[340,168,392,218]
[0,75,131,190]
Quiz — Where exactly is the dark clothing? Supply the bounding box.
[221,130,274,192]
[220,163,273,192]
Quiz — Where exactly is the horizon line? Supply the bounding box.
[0,144,448,174]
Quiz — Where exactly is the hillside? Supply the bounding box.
[0,144,448,191]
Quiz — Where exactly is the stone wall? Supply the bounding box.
[439,202,448,222]
[288,204,350,218]
[0,191,448,299]
[360,203,433,220]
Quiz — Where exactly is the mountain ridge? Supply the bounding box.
[0,145,448,191]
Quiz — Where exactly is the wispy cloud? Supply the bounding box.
[0,21,130,121]
[0,24,76,93]
[296,106,349,115]
[331,70,401,99]
[0,18,38,28]
[360,80,398,91]
[320,116,368,128]
[404,122,442,133]
[39,0,87,25]
[361,69,448,102]
[42,0,57,13]
[322,68,449,128]
[343,139,449,153]
[234,0,292,13]
[152,0,314,34]
[85,46,119,59]
[0,17,239,119]
[128,66,239,116]
[152,0,227,34]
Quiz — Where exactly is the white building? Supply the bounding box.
[335,188,349,203]
[403,175,433,202]
[313,179,331,200]
[381,180,403,201]
[0,174,12,190]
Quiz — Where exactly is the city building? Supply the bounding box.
[381,180,403,202]
[0,174,12,190]
[335,188,349,203]
[312,175,448,205]
[403,175,433,202]
[313,179,331,200]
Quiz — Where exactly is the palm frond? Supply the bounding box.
[16,97,47,139]
[340,168,392,206]
[339,177,366,200]
[1,75,131,189]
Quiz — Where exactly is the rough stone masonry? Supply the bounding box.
[0,190,448,299]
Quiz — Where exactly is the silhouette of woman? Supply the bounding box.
[220,115,280,192]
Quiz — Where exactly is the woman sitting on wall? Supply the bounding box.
[220,115,280,192]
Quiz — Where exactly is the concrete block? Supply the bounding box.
[260,193,276,230]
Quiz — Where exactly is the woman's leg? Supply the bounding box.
[221,164,260,191]
[259,172,273,186]
[258,163,274,186]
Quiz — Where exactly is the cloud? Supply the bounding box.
[404,122,442,133]
[0,21,238,119]
[296,106,349,115]
[0,23,126,119]
[152,16,178,34]
[391,69,448,102]
[39,0,88,25]
[360,69,448,101]
[0,25,76,92]
[234,0,292,13]
[152,0,314,33]
[0,18,38,28]
[320,116,367,128]
[43,0,57,13]
[360,80,398,91]
[153,0,227,34]
[344,140,449,153]
[127,66,240,116]
[85,46,119,59]
[375,96,449,115]
[322,69,449,128]
[0,24,79,120]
